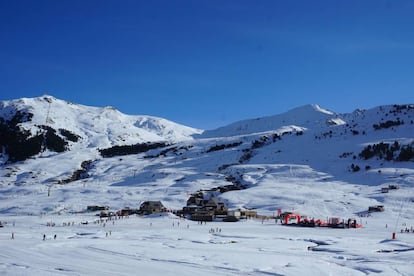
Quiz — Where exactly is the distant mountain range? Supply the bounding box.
[0,95,413,216]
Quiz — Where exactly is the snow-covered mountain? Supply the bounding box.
[0,95,412,216]
[0,95,202,163]
[200,104,346,138]
[0,96,412,211]
[1,96,413,275]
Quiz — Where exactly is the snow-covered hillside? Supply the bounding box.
[200,104,345,138]
[0,95,201,151]
[0,96,413,275]
[0,96,413,213]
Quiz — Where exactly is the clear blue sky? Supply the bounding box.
[1,0,413,129]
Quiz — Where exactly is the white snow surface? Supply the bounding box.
[200,104,345,138]
[0,97,414,275]
[0,95,202,148]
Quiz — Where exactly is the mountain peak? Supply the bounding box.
[200,104,342,138]
[39,94,57,103]
[0,95,202,162]
[286,104,334,116]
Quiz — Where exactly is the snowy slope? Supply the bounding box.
[200,104,345,138]
[0,95,202,150]
[0,97,413,275]
[0,98,412,214]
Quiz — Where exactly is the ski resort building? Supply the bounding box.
[139,201,166,215]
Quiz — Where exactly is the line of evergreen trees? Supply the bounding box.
[99,142,168,157]
[206,142,242,153]
[373,119,404,130]
[359,141,414,161]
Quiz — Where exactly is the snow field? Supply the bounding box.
[1,212,413,276]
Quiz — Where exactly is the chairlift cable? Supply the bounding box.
[393,198,407,234]
[41,102,52,154]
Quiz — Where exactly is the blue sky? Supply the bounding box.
[0,0,413,129]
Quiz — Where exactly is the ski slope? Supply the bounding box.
[0,97,413,275]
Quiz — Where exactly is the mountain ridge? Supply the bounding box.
[0,95,203,163]
[0,95,413,218]
[199,103,346,138]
